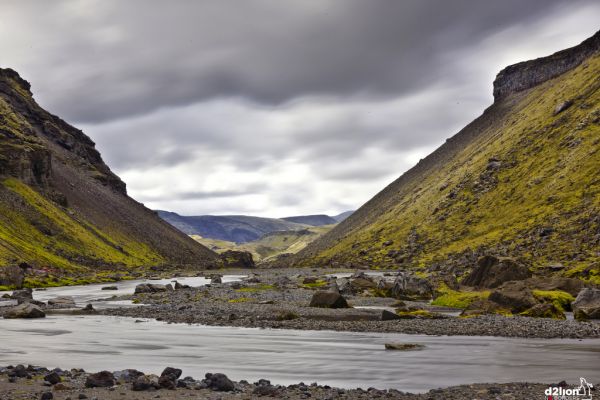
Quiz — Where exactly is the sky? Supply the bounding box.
[1,1,599,217]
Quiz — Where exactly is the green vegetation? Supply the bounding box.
[397,310,435,318]
[228,297,252,303]
[431,284,490,309]
[302,53,600,278]
[302,280,328,289]
[235,284,276,293]
[532,290,575,312]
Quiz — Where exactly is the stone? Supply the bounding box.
[488,281,538,313]
[44,371,61,385]
[572,288,600,320]
[302,277,318,284]
[554,100,574,115]
[526,277,584,297]
[381,310,402,321]
[132,375,155,391]
[460,299,510,317]
[390,272,433,300]
[309,291,349,308]
[521,303,566,319]
[462,256,531,289]
[0,265,25,289]
[4,303,45,319]
[219,250,255,268]
[134,284,173,294]
[101,286,118,291]
[85,371,115,388]
[40,392,53,400]
[203,372,235,392]
[10,288,33,304]
[47,296,76,308]
[384,343,425,351]
[113,369,144,383]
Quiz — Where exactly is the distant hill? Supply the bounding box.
[157,211,309,243]
[292,31,600,284]
[192,224,335,262]
[332,211,354,223]
[0,68,215,283]
[282,214,337,226]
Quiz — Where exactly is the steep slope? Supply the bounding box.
[192,224,335,262]
[294,31,600,284]
[332,211,354,223]
[157,211,309,243]
[282,214,337,226]
[0,68,216,284]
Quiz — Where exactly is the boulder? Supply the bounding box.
[488,281,538,313]
[159,366,182,389]
[132,375,156,391]
[113,369,144,383]
[203,372,234,392]
[101,286,118,291]
[0,265,25,289]
[4,303,45,319]
[460,299,510,317]
[10,288,33,304]
[44,372,61,385]
[219,250,255,268]
[134,283,173,294]
[47,296,76,308]
[381,310,402,321]
[554,99,573,115]
[85,371,115,388]
[390,272,433,300]
[350,277,377,291]
[384,343,425,351]
[521,303,566,319]
[572,288,600,320]
[462,256,531,288]
[309,291,349,308]
[526,277,584,297]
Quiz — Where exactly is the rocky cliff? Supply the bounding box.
[0,68,216,286]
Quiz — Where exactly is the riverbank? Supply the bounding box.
[97,268,600,339]
[0,365,567,400]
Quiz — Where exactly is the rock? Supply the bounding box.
[521,303,566,319]
[554,100,574,115]
[161,367,182,379]
[173,281,190,290]
[527,277,584,297]
[134,283,173,294]
[157,367,182,389]
[390,272,433,300]
[40,392,53,400]
[302,277,318,284]
[219,250,255,268]
[101,286,118,291]
[309,291,349,308]
[4,303,45,319]
[488,281,538,313]
[211,276,222,284]
[85,371,115,388]
[462,256,531,288]
[82,304,96,313]
[10,288,33,304]
[132,375,155,391]
[381,310,402,321]
[572,288,600,320]
[44,371,61,385]
[350,277,376,291]
[113,369,144,383]
[384,343,425,351]
[47,296,76,308]
[0,265,25,289]
[460,299,510,317]
[203,372,235,392]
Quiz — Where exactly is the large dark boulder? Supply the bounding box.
[158,367,182,389]
[462,256,531,288]
[3,302,45,319]
[488,281,538,313]
[390,272,433,300]
[85,371,115,388]
[0,265,25,289]
[309,291,349,308]
[10,288,33,304]
[219,250,255,268]
[572,288,600,320]
[203,372,234,392]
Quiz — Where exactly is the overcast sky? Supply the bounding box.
[1,1,598,217]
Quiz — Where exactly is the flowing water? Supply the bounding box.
[0,276,599,392]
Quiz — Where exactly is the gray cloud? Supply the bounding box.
[1,1,598,216]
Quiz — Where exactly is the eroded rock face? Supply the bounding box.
[488,281,538,313]
[572,288,600,320]
[462,256,531,289]
[218,250,255,268]
[309,291,349,309]
[3,302,45,319]
[390,272,433,300]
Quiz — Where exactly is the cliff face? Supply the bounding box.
[0,68,216,283]
[292,31,600,285]
[493,30,600,100]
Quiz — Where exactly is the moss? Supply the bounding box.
[397,309,435,318]
[277,311,300,320]
[302,280,328,289]
[532,290,575,312]
[228,297,252,303]
[235,284,276,293]
[431,284,490,309]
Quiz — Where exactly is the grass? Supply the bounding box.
[431,284,490,309]
[302,280,328,289]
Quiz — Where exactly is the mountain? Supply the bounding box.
[192,224,334,262]
[0,68,216,284]
[292,31,600,285]
[157,211,309,243]
[332,211,354,223]
[282,214,337,226]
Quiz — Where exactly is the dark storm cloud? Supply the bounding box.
[0,0,590,124]
[1,0,598,216]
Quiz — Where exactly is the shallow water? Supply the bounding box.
[0,315,598,392]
